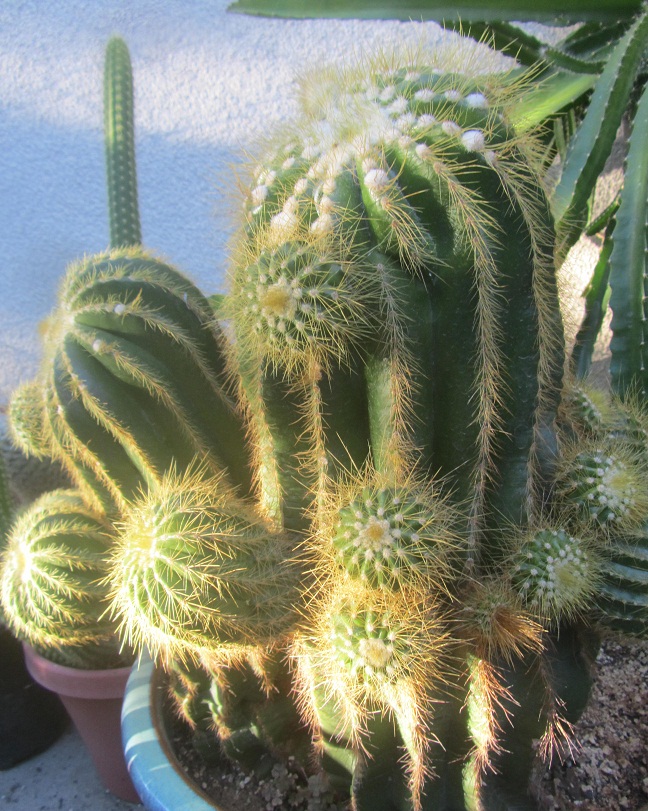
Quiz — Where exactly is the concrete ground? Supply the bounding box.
[0,724,142,811]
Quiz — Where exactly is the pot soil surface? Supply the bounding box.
[168,637,648,811]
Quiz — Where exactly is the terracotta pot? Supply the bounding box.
[122,653,219,810]
[23,644,140,803]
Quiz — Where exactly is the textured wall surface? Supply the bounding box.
[0,0,510,407]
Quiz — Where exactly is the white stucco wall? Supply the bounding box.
[0,0,514,410]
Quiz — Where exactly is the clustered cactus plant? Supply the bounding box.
[2,29,648,811]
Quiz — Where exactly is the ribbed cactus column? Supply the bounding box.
[104,36,141,248]
[11,249,256,515]
[597,524,648,635]
[221,52,581,811]
[230,61,565,557]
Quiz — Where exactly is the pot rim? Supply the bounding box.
[22,643,132,699]
[122,651,221,811]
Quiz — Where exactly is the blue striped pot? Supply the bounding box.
[121,653,220,811]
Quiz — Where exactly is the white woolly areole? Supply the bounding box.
[322,176,337,195]
[396,113,417,132]
[441,120,462,136]
[466,92,489,108]
[387,96,409,116]
[364,167,390,192]
[461,129,486,152]
[294,177,309,195]
[417,113,437,128]
[317,195,335,213]
[444,89,462,102]
[310,213,334,234]
[414,88,435,102]
[283,195,299,214]
[378,85,396,102]
[250,185,268,206]
[270,210,299,239]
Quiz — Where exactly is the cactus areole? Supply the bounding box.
[7,39,648,811]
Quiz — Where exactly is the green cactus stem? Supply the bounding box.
[476,623,598,811]
[227,232,375,530]
[597,523,648,637]
[0,436,13,546]
[0,489,126,667]
[104,36,142,248]
[217,48,587,810]
[6,380,53,462]
[229,55,565,561]
[205,655,314,778]
[293,579,451,806]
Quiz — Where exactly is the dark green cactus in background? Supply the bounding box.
[104,35,141,249]
[3,25,648,811]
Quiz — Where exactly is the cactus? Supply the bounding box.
[6,33,648,811]
[0,489,128,668]
[101,48,621,810]
[104,36,141,248]
[597,523,648,636]
[26,247,255,515]
[0,36,151,668]
[109,464,303,664]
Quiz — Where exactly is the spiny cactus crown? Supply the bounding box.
[331,605,410,684]
[332,482,459,590]
[558,444,648,527]
[232,237,374,371]
[510,527,598,619]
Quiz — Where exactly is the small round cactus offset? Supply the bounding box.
[231,238,374,371]
[329,602,419,686]
[557,444,648,528]
[109,466,305,663]
[331,481,459,590]
[0,489,125,667]
[510,527,599,621]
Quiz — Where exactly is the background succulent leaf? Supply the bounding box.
[551,10,648,231]
[227,0,644,24]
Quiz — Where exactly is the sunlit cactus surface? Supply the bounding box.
[4,36,648,811]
